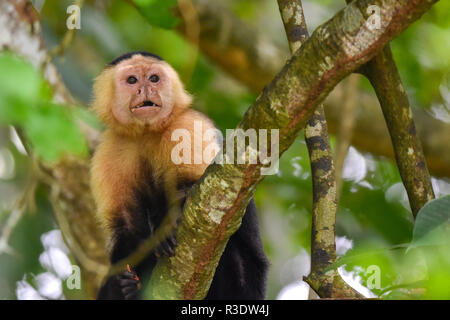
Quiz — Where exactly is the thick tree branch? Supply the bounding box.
[146,0,438,299]
[277,0,362,298]
[0,0,107,298]
[176,0,450,178]
[360,45,435,216]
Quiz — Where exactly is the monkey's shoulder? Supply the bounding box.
[165,109,217,138]
[164,109,220,181]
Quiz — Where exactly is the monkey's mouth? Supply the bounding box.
[131,100,160,112]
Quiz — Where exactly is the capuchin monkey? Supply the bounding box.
[90,51,269,300]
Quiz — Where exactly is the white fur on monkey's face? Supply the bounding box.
[112,56,174,128]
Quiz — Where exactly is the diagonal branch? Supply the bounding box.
[146,0,438,299]
[175,0,450,178]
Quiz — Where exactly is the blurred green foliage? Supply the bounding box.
[0,187,55,299]
[134,0,179,29]
[328,196,450,299]
[389,0,450,106]
[0,53,87,162]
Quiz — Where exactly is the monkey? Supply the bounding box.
[90,51,269,300]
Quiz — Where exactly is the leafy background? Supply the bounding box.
[0,0,449,299]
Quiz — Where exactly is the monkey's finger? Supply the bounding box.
[122,285,139,296]
[124,292,139,300]
[169,235,177,247]
[119,278,139,288]
[158,239,175,257]
[121,271,137,280]
[119,281,139,294]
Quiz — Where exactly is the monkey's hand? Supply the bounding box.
[118,266,140,300]
[97,265,140,300]
[154,233,177,258]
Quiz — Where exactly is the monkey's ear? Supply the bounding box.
[177,88,193,110]
[169,67,192,110]
[91,68,115,125]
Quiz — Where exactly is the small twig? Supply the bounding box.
[378,280,427,296]
[49,0,84,57]
[0,159,38,256]
[277,0,362,299]
[176,0,200,85]
[0,208,21,256]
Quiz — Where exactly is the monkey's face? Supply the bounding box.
[112,58,175,130]
[93,55,192,134]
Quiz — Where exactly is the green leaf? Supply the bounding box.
[0,53,87,162]
[409,195,450,249]
[134,0,179,29]
[0,53,42,103]
[0,53,43,124]
[25,103,88,162]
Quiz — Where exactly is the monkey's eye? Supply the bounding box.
[149,75,159,83]
[127,76,138,84]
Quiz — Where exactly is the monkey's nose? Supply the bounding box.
[144,86,152,96]
[137,86,147,95]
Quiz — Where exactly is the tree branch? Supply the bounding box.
[277,0,362,299]
[146,0,438,299]
[176,0,450,178]
[360,45,435,216]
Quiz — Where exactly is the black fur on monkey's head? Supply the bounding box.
[108,51,164,67]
